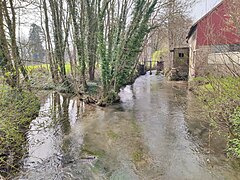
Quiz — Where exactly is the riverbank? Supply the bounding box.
[14,73,240,179]
[0,85,40,178]
[190,76,240,158]
[1,71,240,178]
[0,65,122,178]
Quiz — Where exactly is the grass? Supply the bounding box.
[26,64,50,71]
[197,76,240,100]
[26,63,72,74]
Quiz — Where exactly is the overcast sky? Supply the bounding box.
[191,0,222,22]
[19,0,222,39]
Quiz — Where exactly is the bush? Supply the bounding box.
[228,107,240,158]
[195,76,240,158]
[0,86,40,177]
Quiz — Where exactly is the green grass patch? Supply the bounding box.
[26,64,50,72]
[26,63,72,74]
[199,83,213,91]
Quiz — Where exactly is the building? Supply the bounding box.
[187,0,240,79]
[168,47,189,80]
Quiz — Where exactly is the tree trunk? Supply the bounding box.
[86,0,98,81]
[43,0,59,83]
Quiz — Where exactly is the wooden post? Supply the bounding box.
[149,59,152,75]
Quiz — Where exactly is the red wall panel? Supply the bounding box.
[196,2,240,47]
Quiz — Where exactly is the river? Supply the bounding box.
[16,72,240,180]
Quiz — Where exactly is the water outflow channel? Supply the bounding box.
[17,72,240,179]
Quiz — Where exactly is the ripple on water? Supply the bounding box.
[15,72,240,180]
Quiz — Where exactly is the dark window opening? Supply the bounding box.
[229,44,240,52]
[179,53,184,58]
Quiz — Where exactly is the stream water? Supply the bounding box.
[16,72,240,180]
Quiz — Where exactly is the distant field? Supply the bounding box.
[26,63,71,74]
[26,64,50,71]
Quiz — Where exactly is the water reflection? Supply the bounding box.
[19,92,85,179]
[16,72,240,180]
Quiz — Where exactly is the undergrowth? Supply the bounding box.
[0,85,40,178]
[194,76,240,158]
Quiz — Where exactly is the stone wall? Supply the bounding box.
[192,45,240,77]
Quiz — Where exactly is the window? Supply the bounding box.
[229,44,240,52]
[179,53,184,58]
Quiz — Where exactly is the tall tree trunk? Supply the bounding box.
[0,0,30,89]
[0,1,16,87]
[42,0,59,83]
[49,0,69,83]
[86,0,98,81]
[68,0,87,89]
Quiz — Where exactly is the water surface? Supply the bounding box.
[17,72,240,179]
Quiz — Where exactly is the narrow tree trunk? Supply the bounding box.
[68,0,87,89]
[0,1,16,87]
[43,0,59,83]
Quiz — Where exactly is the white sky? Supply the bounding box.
[18,0,222,40]
[191,0,222,22]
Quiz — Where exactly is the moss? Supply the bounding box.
[0,85,40,177]
[107,130,119,140]
[81,146,106,158]
[131,120,141,134]
[132,150,144,162]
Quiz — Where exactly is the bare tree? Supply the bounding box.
[0,0,29,88]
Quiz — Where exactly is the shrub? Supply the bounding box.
[228,107,240,158]
[0,86,40,177]
[196,76,240,158]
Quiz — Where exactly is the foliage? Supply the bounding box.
[0,85,40,177]
[195,76,240,158]
[228,107,240,158]
[28,23,45,63]
[97,0,158,102]
[0,1,29,88]
[152,48,168,62]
